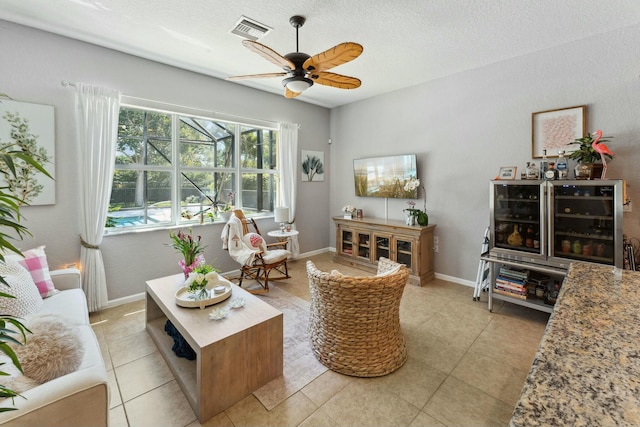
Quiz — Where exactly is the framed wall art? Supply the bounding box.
[301,150,324,182]
[532,105,585,158]
[0,100,56,205]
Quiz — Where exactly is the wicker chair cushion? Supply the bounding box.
[307,258,409,377]
[260,249,291,264]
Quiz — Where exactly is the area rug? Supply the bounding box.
[252,285,328,410]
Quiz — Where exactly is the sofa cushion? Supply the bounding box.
[13,313,85,384]
[5,246,58,298]
[0,259,44,317]
[40,289,90,326]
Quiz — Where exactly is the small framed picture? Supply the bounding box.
[498,166,517,180]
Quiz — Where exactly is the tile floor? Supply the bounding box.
[91,252,550,427]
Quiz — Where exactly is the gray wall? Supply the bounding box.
[3,19,640,302]
[0,20,331,301]
[330,24,640,284]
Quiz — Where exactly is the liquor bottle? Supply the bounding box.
[556,150,568,179]
[539,150,549,179]
[544,162,557,180]
[527,162,539,180]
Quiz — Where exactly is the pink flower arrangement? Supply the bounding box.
[168,228,207,277]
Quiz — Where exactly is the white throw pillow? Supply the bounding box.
[330,269,344,278]
[0,259,44,317]
[376,264,403,277]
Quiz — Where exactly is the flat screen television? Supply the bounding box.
[353,154,418,198]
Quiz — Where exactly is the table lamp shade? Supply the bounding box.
[274,207,289,223]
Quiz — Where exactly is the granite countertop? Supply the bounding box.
[511,262,640,426]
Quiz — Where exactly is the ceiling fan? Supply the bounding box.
[226,15,363,98]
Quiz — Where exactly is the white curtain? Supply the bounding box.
[278,122,299,256]
[75,83,121,312]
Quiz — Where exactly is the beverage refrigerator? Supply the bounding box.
[489,179,623,269]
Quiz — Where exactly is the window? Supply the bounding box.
[107,106,279,231]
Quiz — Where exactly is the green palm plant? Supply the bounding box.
[567,132,614,164]
[0,116,53,410]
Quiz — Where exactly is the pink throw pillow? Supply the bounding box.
[6,246,58,298]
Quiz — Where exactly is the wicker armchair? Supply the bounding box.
[306,257,409,377]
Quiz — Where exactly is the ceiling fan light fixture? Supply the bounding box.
[283,76,313,93]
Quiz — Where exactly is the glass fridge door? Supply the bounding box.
[549,181,620,266]
[490,181,544,259]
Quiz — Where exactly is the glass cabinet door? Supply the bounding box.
[395,238,413,270]
[356,232,371,261]
[491,182,543,256]
[340,229,354,256]
[550,182,617,265]
[373,233,391,261]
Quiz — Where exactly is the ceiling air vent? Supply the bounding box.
[230,16,272,41]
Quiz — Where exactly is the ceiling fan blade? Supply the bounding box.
[303,42,363,72]
[242,40,295,70]
[226,72,287,81]
[309,71,361,89]
[284,87,302,98]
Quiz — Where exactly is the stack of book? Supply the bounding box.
[494,266,529,299]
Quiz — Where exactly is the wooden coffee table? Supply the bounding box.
[145,274,283,422]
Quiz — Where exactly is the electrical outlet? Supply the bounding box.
[433,236,439,253]
[623,200,632,212]
[434,244,439,253]
[433,236,439,245]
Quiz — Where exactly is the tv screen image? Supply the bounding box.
[353,154,418,198]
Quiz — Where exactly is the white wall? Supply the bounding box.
[0,20,331,301]
[330,24,640,283]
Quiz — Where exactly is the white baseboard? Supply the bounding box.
[435,272,475,288]
[105,247,474,308]
[105,292,145,308]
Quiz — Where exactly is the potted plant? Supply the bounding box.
[403,178,428,226]
[167,228,207,278]
[567,132,614,179]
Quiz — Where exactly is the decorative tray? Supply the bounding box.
[175,282,232,309]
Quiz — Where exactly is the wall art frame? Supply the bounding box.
[532,105,585,158]
[0,100,56,205]
[301,150,324,182]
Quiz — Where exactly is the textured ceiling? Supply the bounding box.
[1,0,640,108]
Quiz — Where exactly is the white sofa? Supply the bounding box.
[0,268,108,427]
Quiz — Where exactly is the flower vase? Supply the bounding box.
[180,255,204,279]
[406,215,416,226]
[192,288,209,301]
[344,213,353,219]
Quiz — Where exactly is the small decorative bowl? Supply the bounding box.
[209,308,228,320]
[229,297,245,309]
[213,285,226,294]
